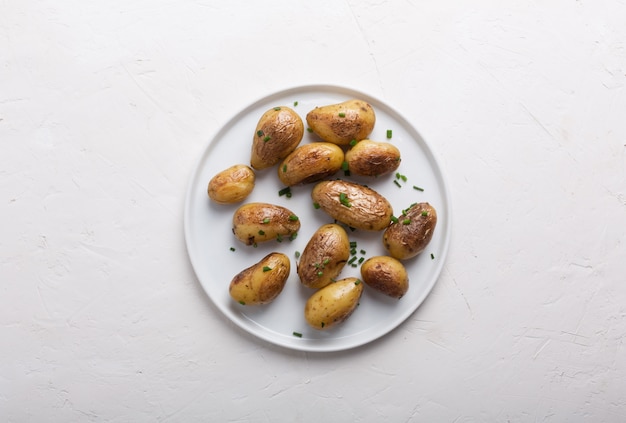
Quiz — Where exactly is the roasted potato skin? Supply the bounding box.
[306,99,375,146]
[251,106,304,170]
[297,224,350,289]
[345,139,401,177]
[278,142,344,186]
[383,202,437,259]
[304,277,363,330]
[311,180,393,231]
[207,164,256,204]
[232,202,300,245]
[360,256,409,299]
[229,253,290,305]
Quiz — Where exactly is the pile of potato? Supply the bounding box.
[207,99,437,331]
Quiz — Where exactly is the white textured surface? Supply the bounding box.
[1,1,625,421]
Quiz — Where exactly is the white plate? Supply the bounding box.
[184,85,451,352]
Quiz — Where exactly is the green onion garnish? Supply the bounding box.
[278,187,291,197]
[293,101,298,106]
[274,107,281,111]
[288,215,299,221]
[295,251,301,259]
[313,202,320,209]
[307,127,313,133]
[431,253,435,259]
[341,161,349,171]
[338,112,346,117]
[262,218,270,224]
[339,192,351,207]
[230,247,236,251]
[264,135,271,142]
[402,219,411,225]
[257,130,264,137]
[349,139,357,146]
[239,301,245,305]
[282,164,287,173]
[393,180,401,188]
[262,266,272,272]
[386,129,392,139]
[391,216,398,223]
[258,230,265,235]
[293,331,302,337]
[421,211,428,216]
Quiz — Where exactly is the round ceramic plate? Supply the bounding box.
[184,85,451,352]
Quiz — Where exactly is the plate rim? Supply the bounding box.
[184,83,452,352]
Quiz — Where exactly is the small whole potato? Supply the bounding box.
[383,202,437,260]
[251,106,304,170]
[229,252,290,305]
[278,142,344,187]
[297,224,350,289]
[304,277,364,330]
[345,139,401,177]
[232,202,301,245]
[360,256,409,299]
[311,180,393,231]
[207,164,256,204]
[306,99,375,146]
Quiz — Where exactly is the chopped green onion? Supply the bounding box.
[358,257,365,264]
[257,130,264,137]
[230,247,236,252]
[354,279,361,285]
[360,249,366,255]
[386,129,392,139]
[239,301,245,305]
[413,185,424,192]
[258,230,265,235]
[264,135,271,142]
[391,216,399,223]
[295,251,301,259]
[321,322,325,328]
[278,187,291,197]
[282,164,287,173]
[253,242,258,248]
[341,161,349,171]
[393,180,402,188]
[348,256,357,265]
[293,101,298,106]
[323,258,330,265]
[313,202,320,209]
[262,218,270,224]
[339,192,351,207]
[276,234,283,242]
[338,112,346,117]
[293,331,302,337]
[421,211,428,216]
[317,271,323,277]
[289,215,299,221]
[349,139,357,147]
[430,253,435,260]
[350,241,357,248]
[289,232,298,241]
[350,248,357,255]
[402,219,411,225]
[262,266,272,272]
[274,107,281,111]
[351,264,357,268]
[307,127,313,133]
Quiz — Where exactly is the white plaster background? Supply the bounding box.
[1,0,626,421]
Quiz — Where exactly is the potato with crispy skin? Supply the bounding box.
[345,139,401,177]
[207,164,255,204]
[297,224,350,289]
[360,256,409,299]
[311,180,393,231]
[229,253,290,305]
[278,142,344,186]
[251,106,304,170]
[383,202,437,259]
[304,277,363,330]
[306,99,375,146]
[232,202,300,245]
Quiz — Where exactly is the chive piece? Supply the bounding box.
[257,130,264,137]
[313,202,321,209]
[351,264,357,268]
[278,187,291,197]
[258,230,265,235]
[230,247,236,252]
[358,257,365,264]
[264,135,271,142]
[293,331,302,338]
[339,192,351,208]
[276,234,283,242]
[360,249,366,255]
[386,129,392,139]
[286,191,292,198]
[400,174,407,182]
[321,322,325,328]
[317,271,323,277]
[350,248,357,256]
[348,256,357,265]
[431,253,435,260]
[350,241,357,248]
[391,216,398,223]
[323,258,330,265]
[239,301,245,305]
[262,266,272,272]
[293,101,298,106]
[421,211,428,216]
[274,107,281,111]
[262,218,270,224]
[288,215,299,221]
[289,232,298,241]
[349,139,357,147]
[253,243,258,248]
[295,251,301,259]
[338,112,346,117]
[354,280,361,285]
[393,180,402,188]
[402,219,411,225]
[341,161,349,171]
[307,127,313,133]
[413,185,424,191]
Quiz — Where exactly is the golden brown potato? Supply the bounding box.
[306,99,375,146]
[251,106,304,170]
[207,164,256,204]
[304,277,363,330]
[383,202,437,259]
[229,252,290,305]
[360,256,409,299]
[297,224,350,289]
[345,139,401,177]
[278,142,344,186]
[232,202,300,245]
[311,180,393,231]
